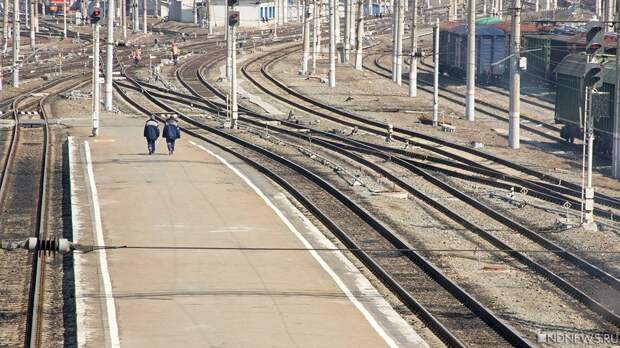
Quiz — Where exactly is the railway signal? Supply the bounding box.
[92,4,102,136]
[91,7,102,24]
[581,65,603,231]
[228,11,239,129]
[585,24,604,56]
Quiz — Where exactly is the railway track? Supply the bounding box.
[368,53,564,143]
[0,75,87,346]
[115,66,534,347]
[251,45,620,212]
[0,89,50,348]
[183,44,620,322]
[122,44,620,343]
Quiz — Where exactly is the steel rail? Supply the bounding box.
[259,46,620,211]
[116,70,534,347]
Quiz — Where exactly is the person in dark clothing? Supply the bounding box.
[143,115,160,155]
[162,116,181,155]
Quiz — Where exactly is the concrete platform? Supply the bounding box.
[68,116,427,348]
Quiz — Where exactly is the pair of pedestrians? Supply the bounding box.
[143,115,181,155]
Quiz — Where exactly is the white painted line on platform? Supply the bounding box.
[84,141,121,348]
[188,140,399,348]
[68,136,88,347]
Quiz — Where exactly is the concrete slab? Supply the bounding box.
[70,117,427,348]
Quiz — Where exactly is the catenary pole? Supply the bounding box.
[312,0,318,73]
[302,0,310,74]
[612,0,620,178]
[396,0,403,84]
[105,0,115,110]
[508,0,520,148]
[30,0,35,48]
[193,0,197,24]
[2,0,8,52]
[408,0,417,97]
[391,0,397,80]
[12,0,19,87]
[466,0,475,121]
[63,0,67,38]
[132,0,138,32]
[122,0,127,40]
[329,0,336,87]
[344,0,350,62]
[142,0,146,33]
[433,17,439,126]
[226,4,232,79]
[354,0,363,69]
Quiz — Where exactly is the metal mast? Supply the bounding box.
[302,0,311,74]
[466,0,475,121]
[508,0,521,148]
[354,0,363,70]
[105,0,115,110]
[329,0,336,87]
[12,0,19,87]
[408,0,417,97]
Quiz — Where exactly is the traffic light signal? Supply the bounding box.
[228,11,240,27]
[90,7,102,24]
[585,23,604,55]
[227,0,238,7]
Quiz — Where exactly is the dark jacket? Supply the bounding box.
[163,120,181,141]
[144,120,160,141]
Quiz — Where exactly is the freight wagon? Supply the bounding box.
[523,32,617,82]
[438,24,508,84]
[437,21,538,85]
[554,52,617,156]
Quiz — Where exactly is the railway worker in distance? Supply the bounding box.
[163,115,181,155]
[144,115,160,155]
[171,43,180,65]
[132,47,142,65]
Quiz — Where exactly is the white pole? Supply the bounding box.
[595,0,602,18]
[584,87,596,230]
[132,0,138,32]
[302,1,310,74]
[408,0,417,97]
[2,0,8,52]
[344,0,350,62]
[122,0,127,40]
[508,0,520,148]
[391,0,397,81]
[283,0,288,23]
[466,0,475,121]
[329,0,336,87]
[92,15,101,136]
[30,0,35,48]
[396,0,403,85]
[354,0,363,70]
[193,0,197,24]
[63,0,67,38]
[226,5,232,79]
[312,0,318,74]
[105,0,115,110]
[142,0,147,33]
[12,0,19,87]
[433,18,438,126]
[208,0,214,33]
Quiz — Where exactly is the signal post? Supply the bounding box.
[228,1,239,129]
[91,6,102,136]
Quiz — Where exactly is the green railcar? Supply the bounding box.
[554,53,617,156]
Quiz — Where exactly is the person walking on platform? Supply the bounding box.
[144,115,160,155]
[163,115,181,155]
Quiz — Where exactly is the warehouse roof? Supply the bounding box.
[449,24,506,36]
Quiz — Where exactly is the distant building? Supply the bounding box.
[168,0,281,27]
